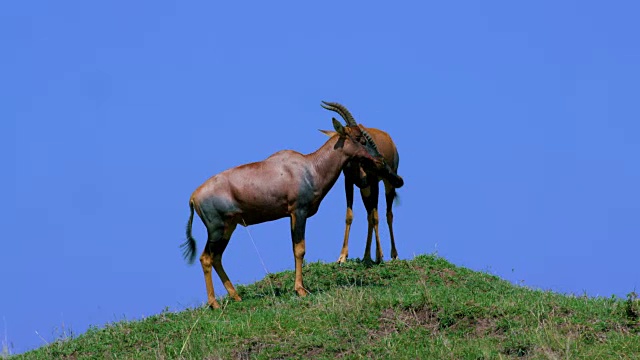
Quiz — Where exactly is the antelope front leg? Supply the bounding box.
[361,184,381,265]
[387,210,398,260]
[372,208,384,264]
[338,180,355,264]
[291,212,309,296]
[362,212,377,265]
[384,181,398,260]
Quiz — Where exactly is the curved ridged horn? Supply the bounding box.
[320,101,358,126]
[359,126,381,156]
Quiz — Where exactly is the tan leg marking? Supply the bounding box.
[363,210,374,265]
[372,208,384,263]
[388,210,398,260]
[200,251,219,309]
[384,180,398,260]
[293,239,308,296]
[337,207,353,264]
[290,213,309,296]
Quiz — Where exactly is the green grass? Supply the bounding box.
[14,254,640,359]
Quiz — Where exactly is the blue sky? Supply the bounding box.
[2,1,639,354]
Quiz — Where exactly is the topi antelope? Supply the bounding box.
[182,101,403,309]
[319,104,402,264]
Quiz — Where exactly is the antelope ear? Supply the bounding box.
[318,129,337,137]
[332,118,345,135]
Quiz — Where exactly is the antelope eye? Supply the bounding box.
[359,137,367,145]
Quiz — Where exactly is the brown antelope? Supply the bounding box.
[319,105,402,265]
[182,101,403,309]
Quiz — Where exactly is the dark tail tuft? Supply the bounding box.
[181,199,197,264]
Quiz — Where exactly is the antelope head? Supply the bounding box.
[320,101,404,188]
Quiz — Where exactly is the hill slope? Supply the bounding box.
[15,255,640,359]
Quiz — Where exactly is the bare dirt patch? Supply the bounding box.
[303,346,324,357]
[471,317,498,337]
[376,306,440,338]
[376,306,501,340]
[232,339,272,360]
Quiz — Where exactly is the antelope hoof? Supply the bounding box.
[295,287,309,297]
[207,300,221,309]
[391,251,398,260]
[376,251,384,264]
[337,254,348,264]
[362,257,374,266]
[232,294,242,302]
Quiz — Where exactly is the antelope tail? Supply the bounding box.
[181,199,197,264]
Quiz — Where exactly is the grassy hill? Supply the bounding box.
[14,255,640,359]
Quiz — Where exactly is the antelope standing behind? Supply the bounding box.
[319,105,402,264]
[182,102,403,309]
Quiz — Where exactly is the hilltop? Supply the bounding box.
[14,255,640,359]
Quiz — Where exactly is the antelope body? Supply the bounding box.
[320,122,401,264]
[182,102,401,308]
